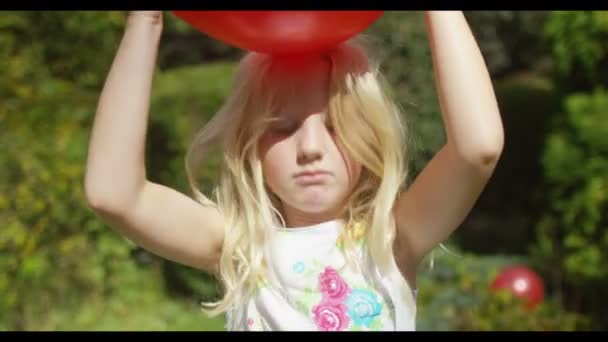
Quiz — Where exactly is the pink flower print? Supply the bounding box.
[318,266,351,302]
[312,300,350,331]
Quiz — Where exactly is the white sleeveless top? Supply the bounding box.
[225,219,418,331]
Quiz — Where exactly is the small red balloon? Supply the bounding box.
[490,265,545,310]
[171,11,384,56]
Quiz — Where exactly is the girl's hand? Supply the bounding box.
[127,11,164,28]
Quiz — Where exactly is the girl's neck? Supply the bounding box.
[281,202,338,228]
[285,217,337,228]
[282,208,342,229]
[278,218,345,233]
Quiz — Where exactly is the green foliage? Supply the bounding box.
[149,62,236,192]
[0,11,139,330]
[533,89,608,282]
[0,11,235,330]
[0,75,137,329]
[160,11,242,69]
[528,10,608,329]
[416,248,590,331]
[25,266,225,331]
[461,290,589,331]
[0,11,126,91]
[0,61,236,329]
[545,11,608,84]
[455,75,560,255]
[464,11,552,77]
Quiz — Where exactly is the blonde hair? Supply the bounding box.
[185,38,411,317]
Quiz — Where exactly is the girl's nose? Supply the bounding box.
[296,117,326,164]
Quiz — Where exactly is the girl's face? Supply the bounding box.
[258,57,362,228]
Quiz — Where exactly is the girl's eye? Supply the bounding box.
[270,120,298,134]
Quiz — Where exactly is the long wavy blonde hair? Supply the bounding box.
[185,38,411,317]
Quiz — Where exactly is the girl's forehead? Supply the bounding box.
[270,54,330,82]
[268,56,331,119]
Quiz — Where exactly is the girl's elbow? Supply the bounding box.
[476,116,505,163]
[472,133,504,170]
[478,146,502,168]
[455,132,504,170]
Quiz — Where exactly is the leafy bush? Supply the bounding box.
[545,11,608,86]
[416,247,589,331]
[0,57,234,329]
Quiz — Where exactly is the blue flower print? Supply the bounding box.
[292,261,305,274]
[345,288,382,327]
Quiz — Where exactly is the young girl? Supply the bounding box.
[84,11,504,331]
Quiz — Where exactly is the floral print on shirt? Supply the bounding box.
[310,266,386,331]
[344,288,383,328]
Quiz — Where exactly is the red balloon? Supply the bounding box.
[490,265,545,310]
[171,11,384,56]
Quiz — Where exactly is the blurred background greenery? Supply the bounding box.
[1,11,606,331]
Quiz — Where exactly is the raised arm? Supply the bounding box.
[85,11,162,209]
[393,11,505,277]
[84,11,224,273]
